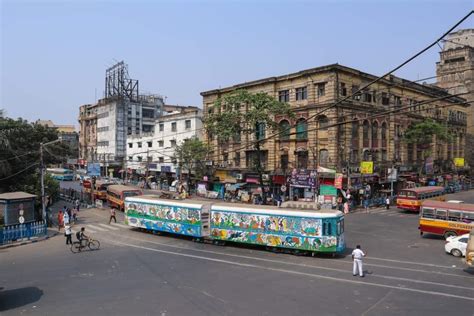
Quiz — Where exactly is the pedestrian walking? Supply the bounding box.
[66,207,72,218]
[109,208,117,224]
[385,196,390,210]
[57,210,64,232]
[352,245,366,277]
[72,208,78,224]
[343,201,349,214]
[363,198,369,213]
[75,199,80,212]
[63,211,70,225]
[65,224,72,245]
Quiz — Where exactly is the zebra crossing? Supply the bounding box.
[71,222,129,234]
[365,208,419,218]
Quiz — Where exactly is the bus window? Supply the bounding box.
[448,211,461,222]
[435,209,447,220]
[421,208,435,219]
[407,191,416,198]
[398,191,407,198]
[462,212,474,223]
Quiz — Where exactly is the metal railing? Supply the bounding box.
[0,220,47,245]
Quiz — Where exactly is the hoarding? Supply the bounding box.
[454,158,465,167]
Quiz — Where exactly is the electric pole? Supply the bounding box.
[40,139,61,226]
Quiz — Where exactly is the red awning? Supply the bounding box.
[272,175,286,185]
[246,177,260,184]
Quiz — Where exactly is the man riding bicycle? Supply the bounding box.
[76,227,88,248]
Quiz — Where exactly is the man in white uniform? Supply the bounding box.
[352,245,366,277]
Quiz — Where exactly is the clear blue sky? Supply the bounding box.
[1,0,473,127]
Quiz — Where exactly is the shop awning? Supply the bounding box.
[228,183,247,191]
[317,166,336,173]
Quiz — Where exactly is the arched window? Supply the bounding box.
[296,119,308,140]
[363,120,370,147]
[319,149,329,166]
[372,121,378,148]
[381,122,387,148]
[318,115,329,131]
[279,120,291,140]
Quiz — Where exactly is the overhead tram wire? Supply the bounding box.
[178,92,472,162]
[245,10,474,149]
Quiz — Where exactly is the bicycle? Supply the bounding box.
[70,237,101,253]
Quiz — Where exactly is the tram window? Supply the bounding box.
[448,211,461,222]
[435,210,447,220]
[422,208,435,219]
[323,223,327,235]
[327,223,332,235]
[337,219,344,235]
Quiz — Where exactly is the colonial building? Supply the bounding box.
[436,28,474,165]
[126,105,203,180]
[201,64,469,186]
[78,103,98,162]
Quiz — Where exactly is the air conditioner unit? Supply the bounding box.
[262,174,270,181]
[235,174,243,180]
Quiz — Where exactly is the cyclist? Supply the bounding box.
[75,227,88,249]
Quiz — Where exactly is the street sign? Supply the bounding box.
[387,168,398,181]
[19,216,25,224]
[280,185,287,192]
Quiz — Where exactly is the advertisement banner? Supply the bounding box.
[454,158,465,167]
[320,185,337,196]
[290,169,317,188]
[360,161,373,174]
[334,173,343,189]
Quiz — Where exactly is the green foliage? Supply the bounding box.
[403,119,452,145]
[205,90,295,144]
[173,137,210,180]
[0,117,74,196]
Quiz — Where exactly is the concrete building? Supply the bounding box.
[78,103,98,162]
[436,28,474,165]
[77,62,165,175]
[35,120,79,155]
[201,63,469,190]
[126,105,203,181]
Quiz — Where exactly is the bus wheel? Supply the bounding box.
[444,231,457,239]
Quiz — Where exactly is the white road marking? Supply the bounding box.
[72,228,97,234]
[99,223,119,230]
[104,231,471,279]
[111,222,130,229]
[109,240,474,301]
[86,224,109,232]
[365,256,455,269]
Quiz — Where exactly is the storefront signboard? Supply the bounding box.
[454,158,465,167]
[320,184,337,196]
[334,173,343,189]
[360,161,373,174]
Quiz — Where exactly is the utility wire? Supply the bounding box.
[0,163,40,181]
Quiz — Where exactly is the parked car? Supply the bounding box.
[445,233,469,257]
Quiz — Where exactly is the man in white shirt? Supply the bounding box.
[352,245,366,277]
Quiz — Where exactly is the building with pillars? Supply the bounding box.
[201,64,468,187]
[436,28,474,166]
[78,103,98,162]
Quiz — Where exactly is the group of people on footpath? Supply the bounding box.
[58,199,80,245]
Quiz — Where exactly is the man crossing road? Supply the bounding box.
[352,245,366,277]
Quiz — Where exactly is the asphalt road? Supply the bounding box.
[1,191,473,315]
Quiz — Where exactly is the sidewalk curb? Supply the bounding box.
[0,229,59,250]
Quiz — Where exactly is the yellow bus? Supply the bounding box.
[107,185,142,212]
[419,200,474,239]
[396,186,445,212]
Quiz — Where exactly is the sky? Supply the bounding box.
[1,0,473,127]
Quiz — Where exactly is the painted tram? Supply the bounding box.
[124,195,345,255]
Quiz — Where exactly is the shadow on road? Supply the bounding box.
[0,286,43,312]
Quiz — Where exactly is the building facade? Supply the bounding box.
[36,120,79,156]
[126,106,203,180]
[201,64,469,187]
[436,28,474,165]
[78,103,98,162]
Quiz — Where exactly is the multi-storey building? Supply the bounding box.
[78,103,98,162]
[78,62,165,174]
[436,28,474,165]
[36,120,79,156]
[126,106,203,181]
[201,64,468,188]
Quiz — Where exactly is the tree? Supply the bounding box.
[205,90,294,203]
[0,118,75,208]
[173,137,210,186]
[403,119,452,173]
